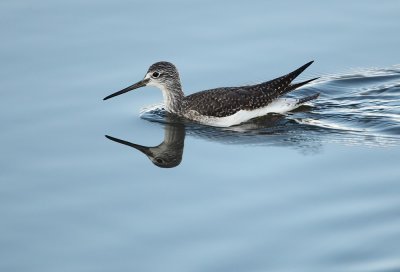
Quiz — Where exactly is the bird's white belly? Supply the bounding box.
[190,98,301,127]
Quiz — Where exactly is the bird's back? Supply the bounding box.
[183,61,318,118]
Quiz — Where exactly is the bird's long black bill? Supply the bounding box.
[103,78,149,100]
[105,135,152,156]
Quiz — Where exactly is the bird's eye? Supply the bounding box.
[155,158,164,164]
[152,72,160,78]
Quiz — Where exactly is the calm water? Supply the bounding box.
[1,1,400,271]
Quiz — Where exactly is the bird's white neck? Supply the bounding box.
[152,83,184,114]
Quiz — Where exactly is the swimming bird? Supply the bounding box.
[103,61,319,127]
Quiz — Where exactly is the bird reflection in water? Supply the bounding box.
[106,121,185,168]
[105,113,292,169]
[106,104,344,168]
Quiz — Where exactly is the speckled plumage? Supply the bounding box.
[183,61,317,117]
[104,61,319,126]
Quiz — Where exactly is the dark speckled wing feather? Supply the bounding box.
[184,61,317,117]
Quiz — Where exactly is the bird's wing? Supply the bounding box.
[184,87,246,117]
[185,61,317,117]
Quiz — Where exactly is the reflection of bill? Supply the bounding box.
[106,122,185,169]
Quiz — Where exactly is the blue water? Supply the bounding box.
[1,1,400,271]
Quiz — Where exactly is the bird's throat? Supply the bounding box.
[160,85,184,114]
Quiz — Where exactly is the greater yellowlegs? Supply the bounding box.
[104,61,319,127]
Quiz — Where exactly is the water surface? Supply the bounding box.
[1,1,400,272]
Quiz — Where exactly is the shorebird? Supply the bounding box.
[104,61,319,127]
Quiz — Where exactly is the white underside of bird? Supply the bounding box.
[142,97,308,127]
[187,98,307,127]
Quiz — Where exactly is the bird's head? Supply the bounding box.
[103,61,181,100]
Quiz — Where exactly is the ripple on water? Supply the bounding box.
[140,65,400,148]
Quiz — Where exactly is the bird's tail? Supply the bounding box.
[256,61,316,98]
[284,77,319,93]
[286,60,315,81]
